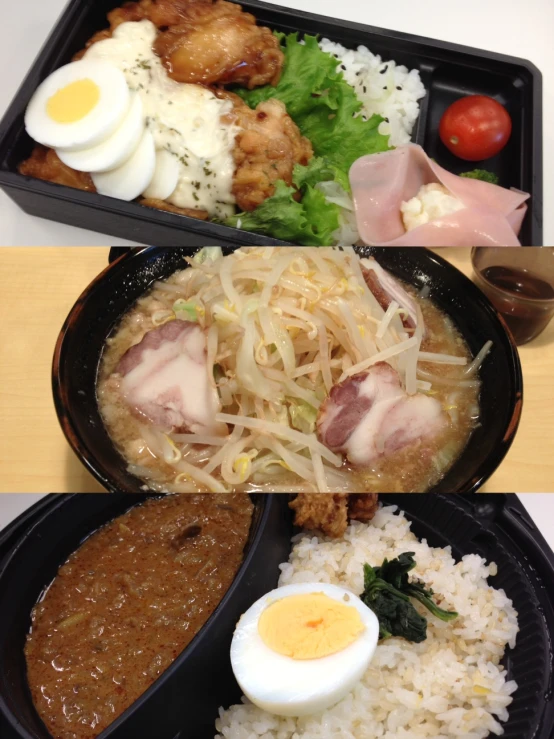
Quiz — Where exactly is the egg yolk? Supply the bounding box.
[46,79,100,123]
[258,592,365,660]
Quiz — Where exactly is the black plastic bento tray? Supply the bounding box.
[0,0,543,245]
[0,493,553,739]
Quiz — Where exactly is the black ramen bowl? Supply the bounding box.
[52,246,523,494]
[0,493,553,739]
[0,493,292,739]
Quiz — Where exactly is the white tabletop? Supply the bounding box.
[1,494,553,554]
[0,0,551,245]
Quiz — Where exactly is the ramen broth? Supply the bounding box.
[97,259,480,493]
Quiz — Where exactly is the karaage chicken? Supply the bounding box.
[18,0,305,218]
[222,93,313,211]
[289,494,379,538]
[19,146,95,191]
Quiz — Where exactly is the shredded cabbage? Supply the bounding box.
[288,399,318,434]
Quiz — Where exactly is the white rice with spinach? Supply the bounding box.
[216,506,519,739]
[319,40,427,147]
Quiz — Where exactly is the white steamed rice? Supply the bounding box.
[215,505,519,739]
[319,39,427,147]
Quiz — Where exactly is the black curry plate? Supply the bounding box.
[52,246,523,494]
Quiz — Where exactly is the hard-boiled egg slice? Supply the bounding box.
[56,93,144,173]
[25,59,130,151]
[142,149,180,200]
[231,582,379,717]
[92,128,155,201]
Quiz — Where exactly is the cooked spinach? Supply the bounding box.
[361,552,458,643]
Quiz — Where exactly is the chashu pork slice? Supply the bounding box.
[317,362,446,466]
[360,257,419,331]
[116,320,226,435]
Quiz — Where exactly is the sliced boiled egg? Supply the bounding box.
[231,582,379,717]
[57,92,144,173]
[25,59,130,151]
[142,148,180,200]
[92,128,155,201]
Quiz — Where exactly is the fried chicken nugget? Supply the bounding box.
[220,92,313,211]
[289,494,349,539]
[348,494,379,522]
[19,146,95,191]
[290,494,379,538]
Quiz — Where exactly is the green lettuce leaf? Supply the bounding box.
[236,33,390,173]
[292,156,351,193]
[225,180,340,246]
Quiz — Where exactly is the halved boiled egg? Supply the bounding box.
[25,59,130,151]
[57,93,144,173]
[231,582,379,717]
[142,148,180,200]
[92,128,155,201]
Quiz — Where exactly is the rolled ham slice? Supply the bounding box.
[116,320,226,436]
[350,144,530,246]
[317,362,446,466]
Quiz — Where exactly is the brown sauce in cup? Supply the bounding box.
[25,494,253,739]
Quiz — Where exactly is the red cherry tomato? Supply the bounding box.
[439,95,512,161]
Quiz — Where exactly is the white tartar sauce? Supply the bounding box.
[85,20,238,217]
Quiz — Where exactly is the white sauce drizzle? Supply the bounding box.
[85,20,238,217]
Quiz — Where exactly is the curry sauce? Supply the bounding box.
[25,494,253,739]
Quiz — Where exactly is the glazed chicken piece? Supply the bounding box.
[153,0,284,88]
[289,494,379,538]
[317,362,446,467]
[222,93,313,211]
[116,320,227,435]
[19,146,95,191]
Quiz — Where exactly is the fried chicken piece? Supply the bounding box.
[290,494,379,538]
[289,494,349,539]
[220,93,313,211]
[19,146,95,191]
[153,0,283,88]
[139,198,209,219]
[348,494,379,522]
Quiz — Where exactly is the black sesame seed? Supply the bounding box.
[384,117,389,122]
[380,65,388,74]
[396,86,402,90]
[363,86,367,93]
[383,86,387,90]
[341,64,346,70]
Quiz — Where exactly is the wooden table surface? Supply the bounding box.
[0,247,552,493]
